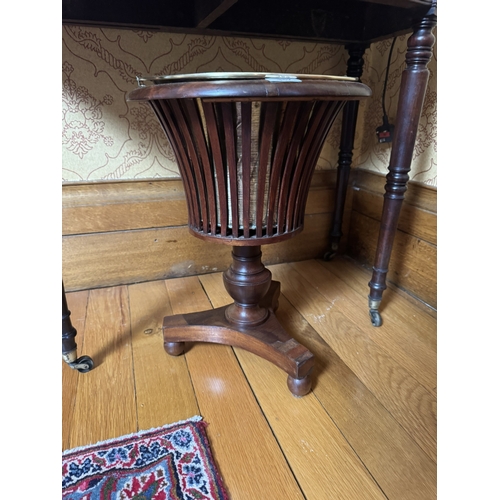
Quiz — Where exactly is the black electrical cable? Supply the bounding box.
[381,37,397,122]
[376,37,397,143]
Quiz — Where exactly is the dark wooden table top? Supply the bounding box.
[62,0,433,45]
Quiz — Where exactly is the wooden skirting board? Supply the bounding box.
[62,170,347,291]
[346,169,437,309]
[62,168,437,306]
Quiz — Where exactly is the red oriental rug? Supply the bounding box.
[62,416,229,500]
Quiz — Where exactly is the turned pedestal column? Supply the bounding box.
[127,72,371,396]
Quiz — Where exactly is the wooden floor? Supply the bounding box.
[62,256,437,500]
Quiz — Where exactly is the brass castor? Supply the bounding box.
[368,298,383,327]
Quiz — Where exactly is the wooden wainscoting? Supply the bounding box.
[62,170,350,291]
[346,169,437,309]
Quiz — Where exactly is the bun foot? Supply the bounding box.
[287,373,312,397]
[164,341,185,356]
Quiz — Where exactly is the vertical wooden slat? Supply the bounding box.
[266,101,301,234]
[155,100,200,229]
[294,101,344,227]
[221,102,239,235]
[277,101,313,234]
[184,99,218,235]
[241,102,252,238]
[255,101,279,237]
[202,101,228,236]
[170,99,209,233]
[285,101,330,232]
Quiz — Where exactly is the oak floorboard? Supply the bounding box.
[62,289,89,451]
[164,276,305,500]
[273,291,437,500]
[292,260,436,395]
[321,256,437,347]
[199,272,388,500]
[66,286,137,450]
[128,280,199,430]
[271,263,437,463]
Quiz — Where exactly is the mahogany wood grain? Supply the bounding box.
[185,99,218,234]
[368,2,437,314]
[328,44,366,256]
[353,168,437,213]
[156,100,199,228]
[127,78,369,245]
[277,101,313,233]
[128,280,199,429]
[128,79,371,104]
[255,101,278,237]
[164,276,305,500]
[62,289,89,451]
[240,101,252,237]
[266,101,298,232]
[202,101,229,236]
[271,263,437,462]
[162,246,314,395]
[66,286,137,449]
[221,102,239,234]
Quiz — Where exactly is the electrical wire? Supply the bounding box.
[381,37,397,121]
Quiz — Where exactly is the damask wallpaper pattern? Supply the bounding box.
[357,33,437,187]
[62,26,437,186]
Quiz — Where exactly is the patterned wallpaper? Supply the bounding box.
[356,33,438,187]
[62,25,437,186]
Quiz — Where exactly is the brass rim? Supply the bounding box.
[136,71,358,87]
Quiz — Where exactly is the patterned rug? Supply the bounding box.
[62,416,229,500]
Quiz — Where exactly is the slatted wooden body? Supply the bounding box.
[128,75,371,245]
[126,73,371,395]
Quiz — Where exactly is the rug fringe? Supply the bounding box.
[62,415,203,456]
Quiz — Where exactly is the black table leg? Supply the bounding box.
[325,44,367,260]
[368,1,437,326]
[62,282,94,372]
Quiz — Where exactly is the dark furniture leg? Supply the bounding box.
[163,246,314,397]
[368,1,437,326]
[325,44,366,260]
[62,282,94,372]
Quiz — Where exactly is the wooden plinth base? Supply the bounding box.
[163,281,314,397]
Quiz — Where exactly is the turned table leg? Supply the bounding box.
[325,44,367,260]
[368,1,437,326]
[62,282,94,372]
